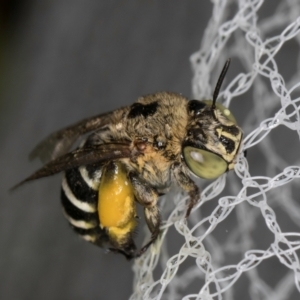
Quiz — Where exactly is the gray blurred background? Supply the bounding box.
[0,1,213,299]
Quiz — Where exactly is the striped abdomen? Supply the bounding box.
[61,164,108,246]
[61,160,138,258]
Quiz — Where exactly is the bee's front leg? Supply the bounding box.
[128,172,160,257]
[172,163,200,218]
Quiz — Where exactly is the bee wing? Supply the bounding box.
[29,108,124,163]
[13,143,132,190]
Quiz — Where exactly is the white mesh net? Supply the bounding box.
[130,0,300,299]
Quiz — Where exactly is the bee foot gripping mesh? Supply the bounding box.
[131,1,300,299]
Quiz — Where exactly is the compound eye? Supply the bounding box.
[202,100,237,123]
[183,146,228,179]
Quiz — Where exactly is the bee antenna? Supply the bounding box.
[211,58,231,110]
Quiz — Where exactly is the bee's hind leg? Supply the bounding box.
[108,245,136,260]
[128,172,161,257]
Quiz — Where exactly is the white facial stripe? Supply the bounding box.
[62,176,97,213]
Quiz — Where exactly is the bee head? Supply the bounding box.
[182,59,243,180]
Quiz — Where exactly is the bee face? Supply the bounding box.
[182,100,243,179]
[14,60,242,259]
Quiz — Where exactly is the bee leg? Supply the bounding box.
[173,163,200,218]
[108,246,136,260]
[138,206,160,257]
[128,172,160,257]
[108,234,137,260]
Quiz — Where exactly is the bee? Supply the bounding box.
[14,59,242,259]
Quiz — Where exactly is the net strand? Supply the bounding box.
[130,0,300,299]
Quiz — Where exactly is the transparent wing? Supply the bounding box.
[13,142,132,190]
[29,108,125,163]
